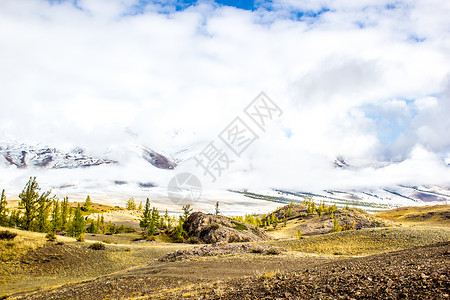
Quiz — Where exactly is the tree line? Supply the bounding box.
[138,198,192,242]
[0,177,134,239]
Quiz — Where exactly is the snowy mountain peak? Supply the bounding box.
[0,142,116,169]
[130,145,177,170]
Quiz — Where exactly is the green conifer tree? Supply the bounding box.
[139,198,151,230]
[51,199,62,231]
[270,213,275,224]
[317,204,323,217]
[148,218,156,235]
[151,207,160,228]
[164,209,170,229]
[83,195,92,212]
[88,219,98,233]
[8,209,20,227]
[72,203,86,237]
[100,215,105,232]
[182,204,192,222]
[0,189,8,226]
[96,215,102,233]
[332,216,342,232]
[272,217,279,229]
[61,196,69,230]
[35,190,53,232]
[126,197,136,210]
[19,177,40,230]
[173,216,185,242]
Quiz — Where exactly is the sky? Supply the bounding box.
[0,0,449,193]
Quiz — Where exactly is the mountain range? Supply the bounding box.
[0,141,448,210]
[0,142,177,170]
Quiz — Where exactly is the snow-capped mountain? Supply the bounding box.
[333,157,350,168]
[0,141,448,212]
[130,145,177,170]
[0,143,116,169]
[240,185,450,212]
[0,142,177,170]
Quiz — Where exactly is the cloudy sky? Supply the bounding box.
[0,0,449,191]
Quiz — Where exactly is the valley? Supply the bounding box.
[1,200,448,299]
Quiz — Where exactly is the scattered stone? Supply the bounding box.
[159,242,285,262]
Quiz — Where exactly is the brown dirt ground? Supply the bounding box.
[0,239,193,297]
[10,252,337,299]
[10,242,449,300]
[3,205,450,299]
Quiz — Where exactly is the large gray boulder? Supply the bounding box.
[183,212,271,243]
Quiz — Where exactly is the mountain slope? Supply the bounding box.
[0,143,116,169]
[0,142,178,170]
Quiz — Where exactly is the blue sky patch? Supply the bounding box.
[408,34,426,43]
[216,0,255,10]
[363,99,417,143]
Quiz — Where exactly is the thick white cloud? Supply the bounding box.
[0,0,449,193]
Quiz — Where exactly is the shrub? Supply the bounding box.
[139,232,156,241]
[332,217,342,232]
[146,235,155,241]
[102,239,112,244]
[0,230,17,240]
[45,232,56,242]
[297,228,302,239]
[88,242,106,250]
[76,233,85,242]
[232,222,248,231]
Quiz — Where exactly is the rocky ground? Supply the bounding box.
[159,242,285,262]
[163,241,450,299]
[11,241,449,299]
[4,205,450,299]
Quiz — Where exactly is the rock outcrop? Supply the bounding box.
[183,212,271,243]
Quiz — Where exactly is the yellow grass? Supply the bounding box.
[264,226,450,256]
[375,204,450,227]
[0,226,193,298]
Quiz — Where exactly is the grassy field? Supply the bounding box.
[0,226,194,297]
[1,204,449,299]
[264,226,450,256]
[375,204,449,227]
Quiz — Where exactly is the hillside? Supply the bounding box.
[375,204,450,227]
[7,225,449,299]
[167,241,450,299]
[1,205,449,299]
[262,203,395,239]
[0,226,193,297]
